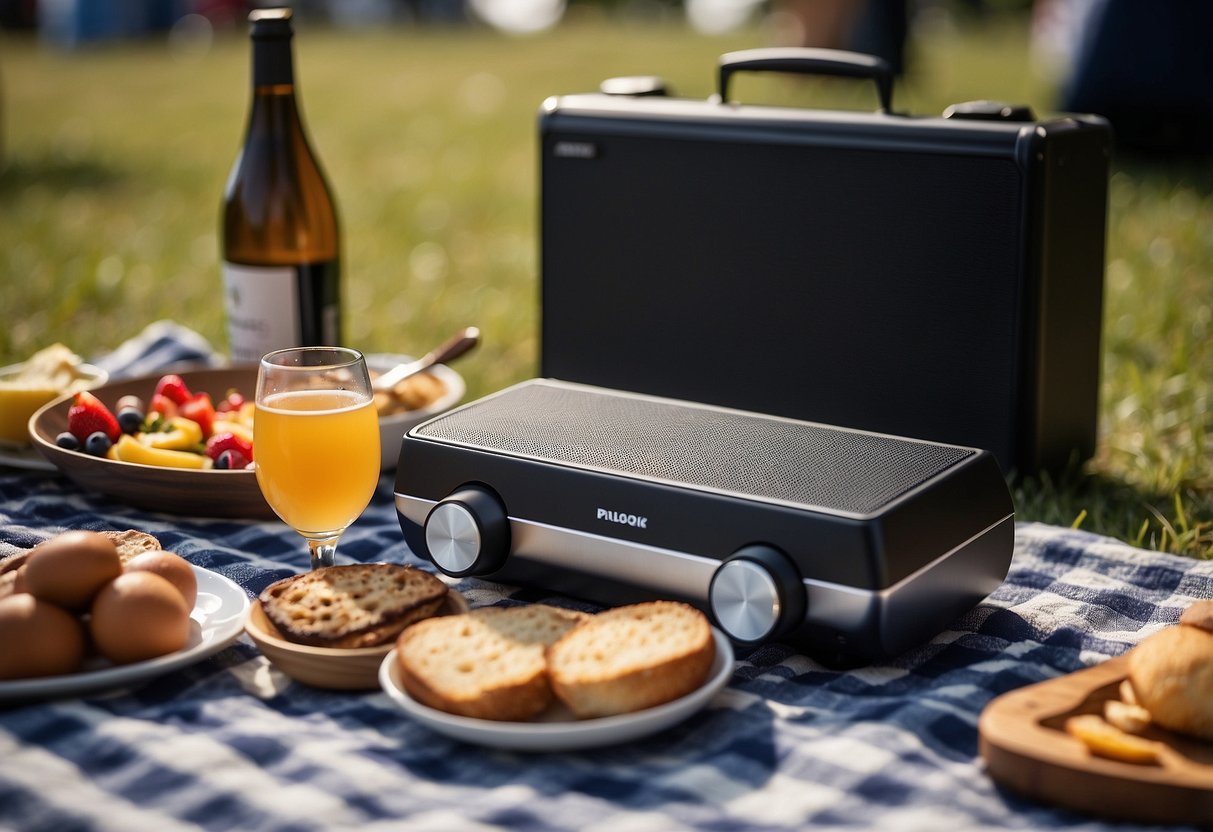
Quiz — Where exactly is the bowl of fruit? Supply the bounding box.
[28,368,272,519]
[28,358,465,519]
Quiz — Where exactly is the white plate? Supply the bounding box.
[0,566,250,701]
[0,443,56,472]
[378,627,734,751]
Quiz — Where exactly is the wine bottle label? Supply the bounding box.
[223,261,340,363]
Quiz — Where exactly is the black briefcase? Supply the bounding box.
[539,49,1111,475]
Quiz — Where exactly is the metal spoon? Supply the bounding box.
[372,326,480,392]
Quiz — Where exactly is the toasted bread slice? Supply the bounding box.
[0,550,28,577]
[0,562,26,600]
[97,529,163,564]
[395,604,589,721]
[0,530,162,598]
[10,528,161,573]
[548,601,715,718]
[260,564,448,649]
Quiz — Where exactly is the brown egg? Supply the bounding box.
[0,594,86,680]
[24,531,122,610]
[123,551,198,608]
[90,572,192,664]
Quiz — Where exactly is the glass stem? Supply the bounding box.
[307,536,340,570]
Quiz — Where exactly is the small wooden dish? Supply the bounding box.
[979,654,1213,824]
[245,586,469,690]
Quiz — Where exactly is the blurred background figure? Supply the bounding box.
[685,0,765,35]
[1032,0,1213,154]
[770,0,908,75]
[326,0,468,26]
[468,0,564,34]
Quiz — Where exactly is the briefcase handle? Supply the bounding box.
[718,48,894,113]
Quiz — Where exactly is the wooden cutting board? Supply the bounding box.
[979,655,1213,825]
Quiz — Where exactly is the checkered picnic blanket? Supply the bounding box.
[1,323,1209,831]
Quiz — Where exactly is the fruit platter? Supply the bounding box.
[29,368,275,519]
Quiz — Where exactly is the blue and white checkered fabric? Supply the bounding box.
[1,327,1209,831]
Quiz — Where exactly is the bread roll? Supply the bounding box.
[1179,599,1213,633]
[1127,621,1213,742]
[395,604,588,721]
[548,601,715,718]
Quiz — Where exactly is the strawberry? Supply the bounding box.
[149,393,178,419]
[179,392,216,437]
[205,431,254,463]
[153,374,192,406]
[215,389,246,414]
[67,391,121,444]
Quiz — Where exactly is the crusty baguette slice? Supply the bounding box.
[548,601,716,718]
[395,604,589,721]
[260,563,448,649]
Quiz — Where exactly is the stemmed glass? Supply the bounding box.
[255,347,380,570]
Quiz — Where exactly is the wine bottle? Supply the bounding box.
[222,7,341,364]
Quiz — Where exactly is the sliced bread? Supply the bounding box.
[395,604,589,721]
[260,563,448,649]
[547,601,715,718]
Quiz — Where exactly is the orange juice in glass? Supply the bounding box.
[255,348,380,569]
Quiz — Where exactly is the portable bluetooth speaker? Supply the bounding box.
[395,379,1014,663]
[539,48,1111,475]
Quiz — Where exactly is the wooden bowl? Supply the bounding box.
[29,360,464,518]
[244,586,470,690]
[29,367,274,519]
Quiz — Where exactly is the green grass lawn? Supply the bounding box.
[1,11,1210,556]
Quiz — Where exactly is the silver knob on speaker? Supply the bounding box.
[709,545,806,644]
[423,485,510,577]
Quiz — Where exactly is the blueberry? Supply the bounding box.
[55,432,81,451]
[117,407,144,435]
[85,431,112,456]
[215,449,249,470]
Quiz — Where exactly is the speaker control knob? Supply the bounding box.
[709,545,806,644]
[423,485,509,577]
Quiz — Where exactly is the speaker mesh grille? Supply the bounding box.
[416,381,973,514]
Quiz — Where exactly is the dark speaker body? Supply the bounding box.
[395,379,1014,663]
[539,86,1111,475]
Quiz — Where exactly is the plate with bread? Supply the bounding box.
[979,600,1213,825]
[379,600,735,751]
[0,529,249,701]
[244,563,469,690]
